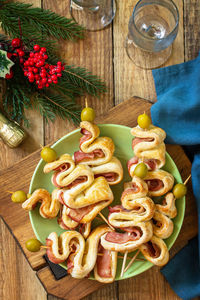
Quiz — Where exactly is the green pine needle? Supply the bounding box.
[0,2,84,42]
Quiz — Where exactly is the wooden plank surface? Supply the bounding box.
[0,0,199,299]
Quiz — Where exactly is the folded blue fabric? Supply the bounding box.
[151,53,200,300]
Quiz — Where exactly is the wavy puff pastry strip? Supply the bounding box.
[91,156,123,185]
[119,176,155,221]
[139,235,169,266]
[94,243,118,283]
[152,211,174,239]
[74,121,115,166]
[62,176,114,209]
[51,163,94,189]
[46,225,112,279]
[43,153,75,174]
[101,221,153,252]
[156,192,177,219]
[131,125,166,169]
[22,189,60,218]
[144,170,174,197]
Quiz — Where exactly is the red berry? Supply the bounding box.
[51,74,57,81]
[33,58,38,63]
[62,66,65,70]
[7,53,12,59]
[40,73,46,78]
[30,52,34,58]
[45,64,49,69]
[42,78,47,83]
[24,71,28,76]
[28,67,33,72]
[57,61,62,66]
[45,83,49,88]
[40,47,46,53]
[38,85,43,89]
[11,38,21,48]
[18,50,24,57]
[53,80,58,84]
[29,78,35,83]
[35,75,40,80]
[34,45,40,51]
[19,58,24,64]
[5,69,14,79]
[56,67,62,73]
[43,54,48,60]
[48,78,52,83]
[57,73,62,77]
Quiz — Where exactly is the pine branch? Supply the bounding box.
[63,66,107,97]
[37,93,81,125]
[0,2,84,42]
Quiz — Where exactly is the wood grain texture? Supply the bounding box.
[0,219,47,300]
[113,0,184,105]
[184,0,200,61]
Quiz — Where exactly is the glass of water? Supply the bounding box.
[70,0,116,31]
[125,0,179,69]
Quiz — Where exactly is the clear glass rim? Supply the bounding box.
[131,0,179,41]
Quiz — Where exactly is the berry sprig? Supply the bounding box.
[23,44,64,89]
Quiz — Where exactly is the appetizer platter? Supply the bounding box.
[17,109,186,283]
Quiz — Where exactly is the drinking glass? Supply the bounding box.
[125,0,179,69]
[70,0,116,31]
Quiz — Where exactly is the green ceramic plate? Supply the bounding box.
[29,124,185,280]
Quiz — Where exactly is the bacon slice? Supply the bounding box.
[108,205,131,213]
[127,156,139,172]
[80,128,92,145]
[46,239,65,264]
[145,179,164,191]
[94,172,117,182]
[66,176,87,189]
[144,241,161,258]
[67,205,94,222]
[123,227,143,238]
[105,230,142,244]
[74,149,104,164]
[132,137,154,150]
[96,244,112,278]
[52,172,62,188]
[144,159,157,171]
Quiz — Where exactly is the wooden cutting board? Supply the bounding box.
[0,96,198,300]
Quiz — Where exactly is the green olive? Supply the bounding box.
[41,147,57,163]
[25,239,42,252]
[81,107,95,122]
[133,162,148,178]
[173,183,187,199]
[137,113,151,129]
[11,190,27,203]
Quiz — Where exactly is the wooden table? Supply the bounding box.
[0,0,199,299]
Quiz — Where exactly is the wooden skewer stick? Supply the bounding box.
[124,249,140,273]
[7,190,14,194]
[184,174,191,185]
[98,212,115,231]
[120,250,128,278]
[120,232,131,278]
[41,245,145,261]
[85,97,88,108]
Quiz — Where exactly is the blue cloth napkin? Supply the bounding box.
[151,53,200,300]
